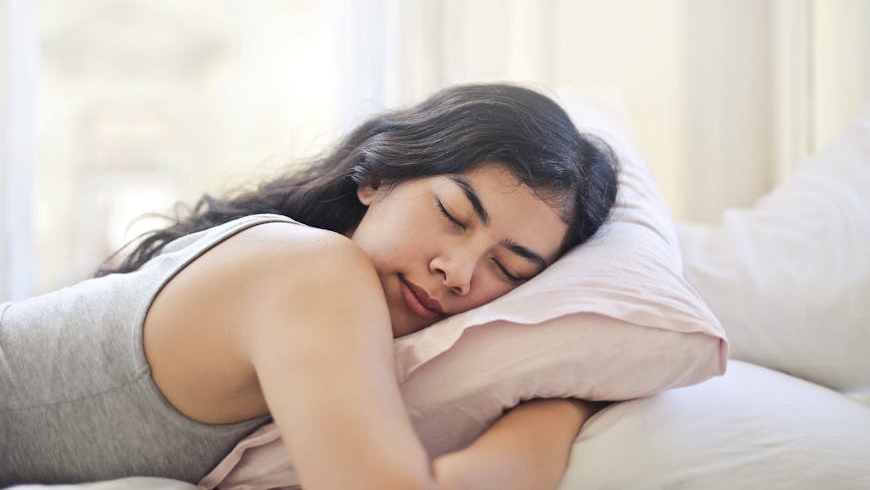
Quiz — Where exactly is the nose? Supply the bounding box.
[430,252,474,296]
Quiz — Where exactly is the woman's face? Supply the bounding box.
[350,162,568,337]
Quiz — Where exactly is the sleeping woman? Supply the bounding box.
[0,83,618,489]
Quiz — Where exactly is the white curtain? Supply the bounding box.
[1,0,36,301]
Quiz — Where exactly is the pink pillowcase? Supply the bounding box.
[198,93,727,489]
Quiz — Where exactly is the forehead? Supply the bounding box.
[443,163,569,262]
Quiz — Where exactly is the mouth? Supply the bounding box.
[399,276,446,322]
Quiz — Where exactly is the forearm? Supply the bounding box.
[431,398,602,490]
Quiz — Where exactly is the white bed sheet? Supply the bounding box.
[558,360,870,490]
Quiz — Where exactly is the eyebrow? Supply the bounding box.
[447,175,549,271]
[503,239,548,270]
[448,176,489,225]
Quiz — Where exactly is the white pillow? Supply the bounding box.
[198,93,727,489]
[677,101,870,391]
[560,360,870,490]
[5,478,198,489]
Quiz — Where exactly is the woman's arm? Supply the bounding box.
[243,227,601,490]
[146,222,435,489]
[432,399,603,490]
[241,225,437,490]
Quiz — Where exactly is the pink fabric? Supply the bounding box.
[198,94,727,489]
[197,425,297,490]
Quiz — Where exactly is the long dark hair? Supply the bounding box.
[97,83,618,276]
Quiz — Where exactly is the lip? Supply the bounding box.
[400,276,446,322]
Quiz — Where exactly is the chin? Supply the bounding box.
[391,316,427,339]
[392,324,418,339]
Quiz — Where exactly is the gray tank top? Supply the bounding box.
[0,214,298,485]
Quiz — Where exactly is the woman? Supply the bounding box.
[0,83,618,489]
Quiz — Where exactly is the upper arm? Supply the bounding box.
[237,225,435,490]
[146,222,434,490]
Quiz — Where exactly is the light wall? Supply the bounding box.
[391,0,868,221]
[389,0,804,221]
[813,0,870,147]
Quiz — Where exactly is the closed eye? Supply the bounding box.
[491,258,526,283]
[436,199,465,230]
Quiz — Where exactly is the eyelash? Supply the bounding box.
[492,259,524,283]
[436,199,524,283]
[436,199,465,230]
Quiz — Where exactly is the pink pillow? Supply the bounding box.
[198,93,727,489]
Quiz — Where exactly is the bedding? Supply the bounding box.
[391,90,727,398]
[6,478,198,490]
[197,95,870,488]
[554,99,866,489]
[558,360,870,490]
[395,88,727,441]
[676,101,870,392]
[11,96,868,490]
[191,92,727,488]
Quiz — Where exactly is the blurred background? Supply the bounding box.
[1,0,868,300]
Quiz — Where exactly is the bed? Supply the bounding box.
[9,94,870,490]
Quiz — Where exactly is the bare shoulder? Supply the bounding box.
[228,220,353,255]
[154,222,363,306]
[143,220,380,424]
[219,221,374,279]
[148,219,379,342]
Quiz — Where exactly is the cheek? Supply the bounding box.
[465,275,514,309]
[355,224,416,266]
